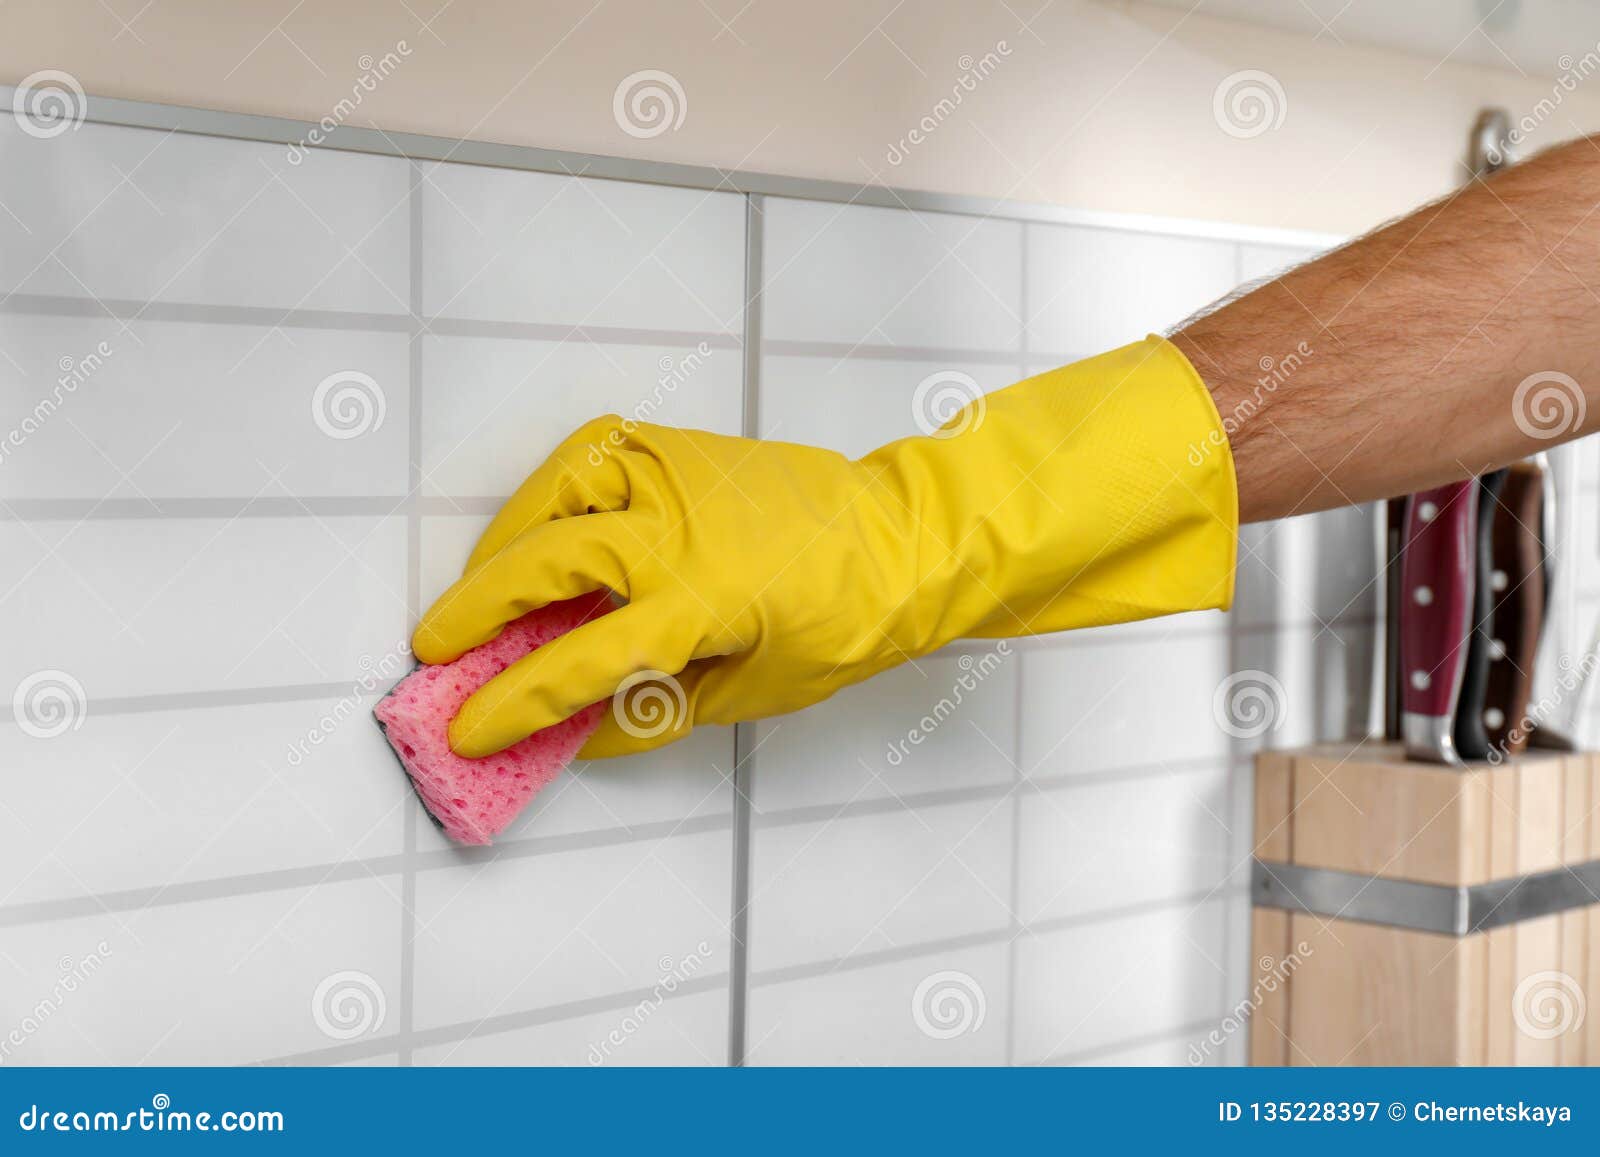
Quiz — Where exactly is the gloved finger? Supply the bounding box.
[466,415,635,571]
[448,599,695,758]
[576,660,713,759]
[413,512,638,664]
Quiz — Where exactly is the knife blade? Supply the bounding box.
[1401,480,1478,765]
[1527,446,1588,750]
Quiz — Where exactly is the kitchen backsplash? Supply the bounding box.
[0,111,1593,1066]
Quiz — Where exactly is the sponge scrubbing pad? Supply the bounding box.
[373,593,611,845]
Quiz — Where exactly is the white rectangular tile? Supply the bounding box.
[414,989,726,1066]
[420,336,742,497]
[1018,631,1231,779]
[422,163,744,332]
[746,942,1009,1065]
[411,830,730,1028]
[0,516,408,698]
[1237,243,1319,284]
[0,119,410,311]
[0,696,410,906]
[1025,225,1237,353]
[0,316,409,498]
[1016,765,1232,925]
[750,647,1019,813]
[1012,899,1228,1062]
[762,198,1023,350]
[0,877,401,1064]
[748,799,1012,972]
[759,355,1021,458]
[1234,505,1379,629]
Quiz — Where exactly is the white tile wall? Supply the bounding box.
[419,336,743,497]
[421,164,745,333]
[1024,225,1239,353]
[0,697,408,906]
[762,198,1023,349]
[0,877,402,1064]
[1,113,1387,1069]
[0,316,411,499]
[0,119,411,311]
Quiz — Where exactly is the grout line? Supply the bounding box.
[259,970,732,1066]
[2,681,359,717]
[396,159,426,1067]
[725,191,765,1068]
[1004,223,1031,1068]
[746,885,1248,992]
[0,497,414,520]
[0,812,737,928]
[1030,1014,1227,1068]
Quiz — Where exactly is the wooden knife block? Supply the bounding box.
[1250,741,1600,1066]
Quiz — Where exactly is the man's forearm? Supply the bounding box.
[1173,136,1600,524]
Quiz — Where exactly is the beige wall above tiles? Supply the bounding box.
[8,0,1600,236]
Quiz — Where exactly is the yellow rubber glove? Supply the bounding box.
[414,336,1237,759]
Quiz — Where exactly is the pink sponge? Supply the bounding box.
[374,592,612,846]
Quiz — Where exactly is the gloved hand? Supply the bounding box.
[413,335,1238,759]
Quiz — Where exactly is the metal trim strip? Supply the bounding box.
[1252,858,1600,936]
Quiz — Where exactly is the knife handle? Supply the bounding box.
[1484,461,1545,756]
[1451,470,1508,761]
[1401,480,1479,765]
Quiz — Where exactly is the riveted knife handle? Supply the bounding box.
[1401,480,1478,765]
[1485,461,1545,756]
[1452,470,1508,761]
